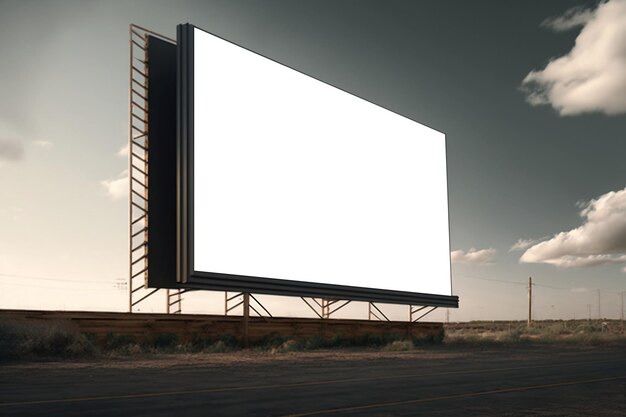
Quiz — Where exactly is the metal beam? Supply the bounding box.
[412,306,438,322]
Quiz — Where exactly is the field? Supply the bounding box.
[446,319,626,345]
[0,309,445,359]
[2,309,624,359]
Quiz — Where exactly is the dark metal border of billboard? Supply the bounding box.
[175,23,459,310]
[129,24,180,314]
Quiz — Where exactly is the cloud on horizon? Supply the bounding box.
[521,0,626,116]
[519,186,626,269]
[451,248,497,265]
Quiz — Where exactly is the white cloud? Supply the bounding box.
[534,254,626,268]
[102,144,130,200]
[101,170,129,200]
[117,143,129,157]
[451,248,497,265]
[32,140,53,149]
[521,0,626,116]
[541,5,596,32]
[510,237,548,252]
[520,186,626,269]
[0,138,24,163]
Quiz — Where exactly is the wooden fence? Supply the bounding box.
[0,309,443,344]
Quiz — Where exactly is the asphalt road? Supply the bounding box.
[1,345,625,416]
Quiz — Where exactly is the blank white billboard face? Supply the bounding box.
[192,27,451,296]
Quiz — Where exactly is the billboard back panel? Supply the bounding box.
[146,35,178,289]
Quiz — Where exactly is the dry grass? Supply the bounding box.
[0,320,94,361]
[444,319,626,346]
[3,318,624,362]
[1,319,432,361]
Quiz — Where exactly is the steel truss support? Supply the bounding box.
[301,298,351,319]
[368,302,390,321]
[166,289,189,314]
[410,305,438,322]
[225,292,273,318]
[128,24,177,313]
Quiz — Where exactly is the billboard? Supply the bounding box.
[149,24,457,307]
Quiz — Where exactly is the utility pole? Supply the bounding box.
[597,289,601,319]
[587,304,592,321]
[446,308,450,323]
[620,291,624,334]
[527,277,532,327]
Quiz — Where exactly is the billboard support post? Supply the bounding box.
[225,292,244,315]
[410,305,433,322]
[249,294,273,318]
[300,298,351,319]
[411,306,438,322]
[243,292,250,346]
[226,292,273,318]
[368,303,390,321]
[301,297,324,319]
[328,300,351,317]
[322,299,329,319]
[166,289,183,314]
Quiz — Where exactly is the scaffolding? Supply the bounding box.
[128,24,179,313]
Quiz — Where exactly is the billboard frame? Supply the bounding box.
[174,23,458,308]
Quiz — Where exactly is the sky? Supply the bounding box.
[0,0,624,322]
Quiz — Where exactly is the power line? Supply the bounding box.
[0,281,122,291]
[455,273,526,286]
[0,272,123,285]
[534,283,623,295]
[456,273,624,294]
[533,283,572,290]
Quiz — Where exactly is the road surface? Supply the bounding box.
[1,345,625,416]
